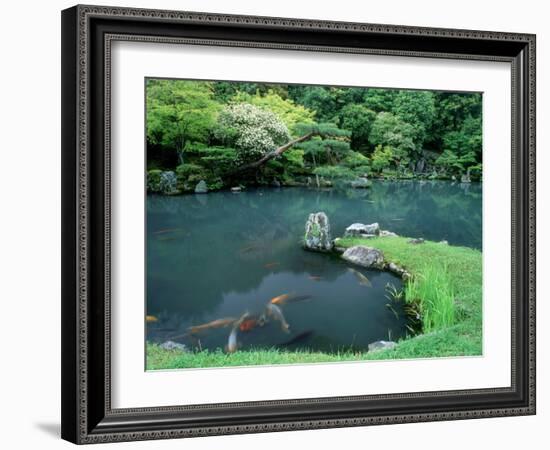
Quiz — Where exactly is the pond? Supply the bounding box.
[146,180,482,355]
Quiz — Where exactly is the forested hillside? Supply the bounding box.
[146,79,482,193]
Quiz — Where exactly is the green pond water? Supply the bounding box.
[146,180,481,354]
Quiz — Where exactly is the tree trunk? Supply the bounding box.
[229,131,316,174]
[177,149,185,165]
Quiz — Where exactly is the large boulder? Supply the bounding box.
[342,246,385,269]
[304,212,333,252]
[344,222,380,238]
[194,180,208,194]
[158,171,178,194]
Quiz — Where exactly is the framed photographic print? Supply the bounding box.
[61,4,536,444]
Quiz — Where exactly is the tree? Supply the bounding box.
[363,88,399,112]
[222,115,352,174]
[146,79,220,164]
[442,116,482,160]
[288,86,341,122]
[231,90,315,134]
[214,103,291,163]
[434,150,476,176]
[391,90,436,153]
[339,104,376,152]
[369,112,416,168]
[370,145,394,172]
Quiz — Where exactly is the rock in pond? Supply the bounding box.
[304,212,333,252]
[342,246,385,269]
[386,262,411,280]
[380,230,399,237]
[159,341,188,352]
[461,173,471,183]
[159,171,179,195]
[344,222,380,238]
[407,238,425,244]
[368,340,397,352]
[194,180,208,194]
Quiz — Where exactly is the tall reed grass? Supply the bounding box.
[404,264,455,332]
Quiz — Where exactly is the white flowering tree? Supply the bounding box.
[216,103,350,174]
[215,103,290,162]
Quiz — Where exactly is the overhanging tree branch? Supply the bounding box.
[229,131,316,174]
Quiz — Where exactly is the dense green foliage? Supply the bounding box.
[146,79,482,191]
[147,236,482,369]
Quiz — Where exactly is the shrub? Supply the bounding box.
[147,169,162,193]
[342,150,369,169]
[175,164,207,191]
[175,163,205,178]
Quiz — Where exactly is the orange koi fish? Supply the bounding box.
[146,315,158,323]
[270,293,290,305]
[187,317,237,335]
[239,318,258,332]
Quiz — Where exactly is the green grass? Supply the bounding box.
[147,344,381,370]
[147,236,482,369]
[404,263,455,332]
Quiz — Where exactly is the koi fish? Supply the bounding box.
[225,312,250,353]
[264,262,280,269]
[348,268,372,287]
[308,275,323,281]
[286,295,312,304]
[266,303,290,333]
[277,295,311,306]
[270,293,290,305]
[187,317,237,335]
[153,228,183,235]
[239,318,260,332]
[226,326,239,353]
[146,315,158,323]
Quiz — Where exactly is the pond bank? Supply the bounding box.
[147,235,482,369]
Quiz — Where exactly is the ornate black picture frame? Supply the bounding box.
[61,4,536,444]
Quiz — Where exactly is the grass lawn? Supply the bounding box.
[147,236,482,369]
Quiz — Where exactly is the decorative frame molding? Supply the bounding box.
[61,4,536,444]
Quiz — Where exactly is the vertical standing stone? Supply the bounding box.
[159,171,178,194]
[304,212,333,252]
